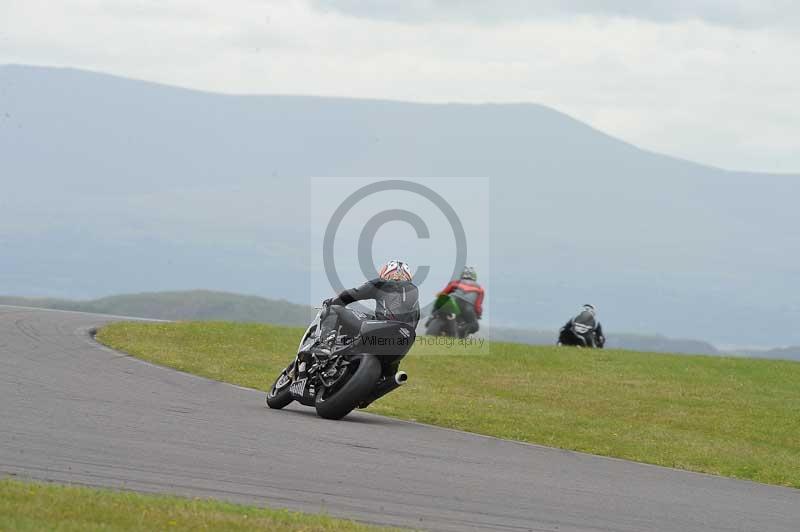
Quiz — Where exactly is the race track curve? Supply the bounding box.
[1,305,797,531]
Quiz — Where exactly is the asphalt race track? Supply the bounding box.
[1,306,798,531]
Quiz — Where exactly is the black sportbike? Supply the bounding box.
[424,294,470,338]
[266,303,415,420]
[558,322,605,348]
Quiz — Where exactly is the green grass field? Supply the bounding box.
[97,321,800,488]
[0,478,397,531]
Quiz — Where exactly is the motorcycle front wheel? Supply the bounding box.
[266,364,294,409]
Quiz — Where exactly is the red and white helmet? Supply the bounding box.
[379,259,413,281]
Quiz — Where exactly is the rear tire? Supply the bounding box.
[426,318,447,336]
[315,354,381,420]
[266,366,294,409]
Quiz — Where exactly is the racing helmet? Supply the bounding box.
[461,266,478,281]
[582,304,597,315]
[379,260,413,281]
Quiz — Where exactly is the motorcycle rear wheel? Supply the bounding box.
[315,354,381,420]
[426,317,448,336]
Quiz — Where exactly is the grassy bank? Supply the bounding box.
[0,478,397,531]
[97,321,800,488]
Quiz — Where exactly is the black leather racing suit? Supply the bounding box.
[322,278,420,340]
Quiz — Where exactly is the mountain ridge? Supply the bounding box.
[1,64,797,345]
[0,63,740,176]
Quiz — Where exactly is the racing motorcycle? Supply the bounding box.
[266,303,415,420]
[557,322,605,348]
[424,293,470,338]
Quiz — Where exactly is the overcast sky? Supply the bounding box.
[2,0,798,173]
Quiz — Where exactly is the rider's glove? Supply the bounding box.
[322,298,335,308]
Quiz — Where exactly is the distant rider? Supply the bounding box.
[438,266,485,336]
[558,304,605,348]
[315,260,420,357]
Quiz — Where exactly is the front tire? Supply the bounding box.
[266,366,294,409]
[315,354,381,420]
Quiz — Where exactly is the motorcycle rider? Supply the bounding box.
[437,266,484,336]
[558,304,605,348]
[314,259,420,357]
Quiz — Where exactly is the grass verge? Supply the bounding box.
[0,478,398,531]
[97,321,800,488]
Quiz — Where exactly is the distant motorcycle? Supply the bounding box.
[424,294,471,338]
[266,303,415,420]
[558,322,605,348]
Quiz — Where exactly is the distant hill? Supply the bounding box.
[1,65,798,346]
[487,326,719,355]
[0,291,314,326]
[737,346,800,361]
[0,290,758,357]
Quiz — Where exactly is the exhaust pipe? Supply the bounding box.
[359,371,408,409]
